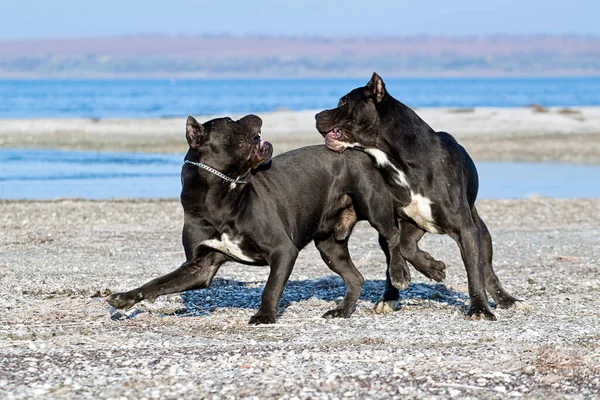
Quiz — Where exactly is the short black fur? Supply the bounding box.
[107,114,444,323]
[316,73,524,320]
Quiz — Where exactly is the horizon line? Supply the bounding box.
[2,32,600,42]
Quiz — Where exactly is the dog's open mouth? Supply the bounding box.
[251,139,273,167]
[325,128,347,152]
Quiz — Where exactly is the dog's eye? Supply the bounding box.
[338,99,347,107]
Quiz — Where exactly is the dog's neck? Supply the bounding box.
[183,160,251,188]
[377,98,436,161]
[184,150,252,185]
[182,156,253,215]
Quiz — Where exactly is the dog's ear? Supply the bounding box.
[365,72,386,102]
[186,115,204,150]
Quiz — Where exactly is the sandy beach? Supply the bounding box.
[1,106,600,163]
[1,106,600,398]
[1,198,600,398]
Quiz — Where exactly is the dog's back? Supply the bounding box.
[248,145,391,248]
[434,131,479,207]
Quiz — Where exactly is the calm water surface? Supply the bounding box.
[1,77,599,118]
[1,149,598,200]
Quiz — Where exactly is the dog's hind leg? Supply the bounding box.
[316,235,364,319]
[107,246,228,310]
[400,221,446,282]
[354,202,410,291]
[374,223,447,314]
[471,206,527,310]
[374,234,402,314]
[447,212,496,321]
[351,175,410,303]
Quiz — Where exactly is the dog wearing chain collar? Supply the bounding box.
[107,114,445,324]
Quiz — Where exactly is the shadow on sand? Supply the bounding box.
[110,277,478,320]
[174,276,473,317]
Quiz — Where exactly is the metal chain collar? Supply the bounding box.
[184,160,248,185]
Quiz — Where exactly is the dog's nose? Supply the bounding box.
[314,112,320,120]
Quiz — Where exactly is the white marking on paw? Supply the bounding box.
[364,148,409,188]
[201,233,254,262]
[374,299,398,314]
[512,301,533,312]
[402,192,440,234]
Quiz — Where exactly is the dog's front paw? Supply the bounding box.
[496,298,532,312]
[249,313,276,325]
[509,300,532,312]
[373,298,398,314]
[322,308,352,319]
[465,306,497,321]
[106,291,139,310]
[496,295,531,311]
[417,260,447,282]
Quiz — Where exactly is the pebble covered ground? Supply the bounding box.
[1,198,599,399]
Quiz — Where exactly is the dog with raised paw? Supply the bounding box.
[107,114,445,324]
[316,73,527,320]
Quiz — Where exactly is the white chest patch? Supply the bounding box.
[201,233,254,262]
[402,192,440,234]
[364,148,410,188]
[348,144,437,232]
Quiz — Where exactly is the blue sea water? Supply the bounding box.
[0,77,599,118]
[0,77,598,199]
[1,149,599,200]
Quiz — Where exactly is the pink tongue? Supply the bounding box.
[327,130,339,140]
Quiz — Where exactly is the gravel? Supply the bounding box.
[1,198,599,399]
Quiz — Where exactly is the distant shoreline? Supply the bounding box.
[1,107,599,164]
[2,34,600,77]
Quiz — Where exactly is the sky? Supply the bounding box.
[0,0,599,40]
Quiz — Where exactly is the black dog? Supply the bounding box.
[107,115,443,324]
[316,73,526,320]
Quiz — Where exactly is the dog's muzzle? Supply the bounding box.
[324,128,347,152]
[256,140,273,164]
